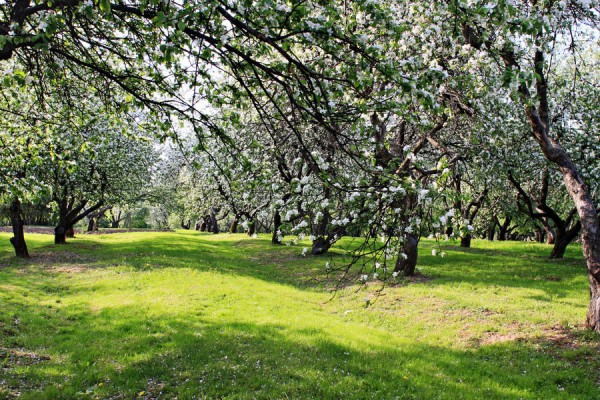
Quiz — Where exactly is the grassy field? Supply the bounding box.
[0,231,598,399]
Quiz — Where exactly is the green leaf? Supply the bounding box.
[98,0,111,13]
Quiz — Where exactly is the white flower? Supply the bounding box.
[360,274,368,282]
[441,252,447,258]
[439,216,447,225]
[375,262,381,269]
[432,249,437,256]
[302,247,308,256]
[373,273,379,280]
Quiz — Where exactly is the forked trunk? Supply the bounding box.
[9,198,29,258]
[393,234,418,276]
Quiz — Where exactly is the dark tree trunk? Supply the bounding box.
[549,237,570,259]
[247,220,255,236]
[460,234,472,248]
[394,234,419,276]
[55,226,67,245]
[272,210,282,245]
[200,217,208,232]
[312,236,329,255]
[534,227,545,243]
[195,220,201,230]
[497,217,511,241]
[209,209,219,234]
[111,211,121,228]
[230,216,239,233]
[9,198,29,258]
[487,221,495,241]
[66,226,75,238]
[181,219,190,230]
[87,217,97,232]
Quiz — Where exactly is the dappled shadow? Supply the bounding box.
[1,296,599,399]
[0,232,589,300]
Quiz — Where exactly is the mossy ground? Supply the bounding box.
[0,231,598,399]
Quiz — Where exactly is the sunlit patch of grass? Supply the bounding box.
[0,231,598,399]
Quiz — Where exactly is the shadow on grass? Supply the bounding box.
[0,232,589,300]
[2,297,598,400]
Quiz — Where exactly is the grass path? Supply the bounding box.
[0,231,598,399]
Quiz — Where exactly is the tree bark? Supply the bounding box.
[272,210,282,244]
[460,15,600,331]
[460,234,472,248]
[487,221,495,241]
[87,217,97,232]
[54,226,67,245]
[230,216,239,233]
[247,220,255,236]
[9,198,29,258]
[209,209,219,234]
[394,234,419,276]
[311,236,329,255]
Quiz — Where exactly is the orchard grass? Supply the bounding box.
[0,231,598,399]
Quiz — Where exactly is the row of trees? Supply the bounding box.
[0,1,598,330]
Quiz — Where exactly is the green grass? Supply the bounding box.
[0,231,598,399]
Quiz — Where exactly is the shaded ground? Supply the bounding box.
[0,232,598,399]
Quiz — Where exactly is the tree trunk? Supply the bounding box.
[311,236,330,255]
[9,198,29,258]
[549,237,570,259]
[497,217,511,241]
[87,217,97,232]
[230,216,239,233]
[546,228,556,245]
[66,226,75,238]
[534,227,545,243]
[200,217,207,232]
[54,226,67,245]
[195,220,201,230]
[272,210,282,245]
[111,211,121,228]
[460,234,472,248]
[247,220,255,236]
[487,222,495,241]
[394,234,419,276]
[209,209,219,234]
